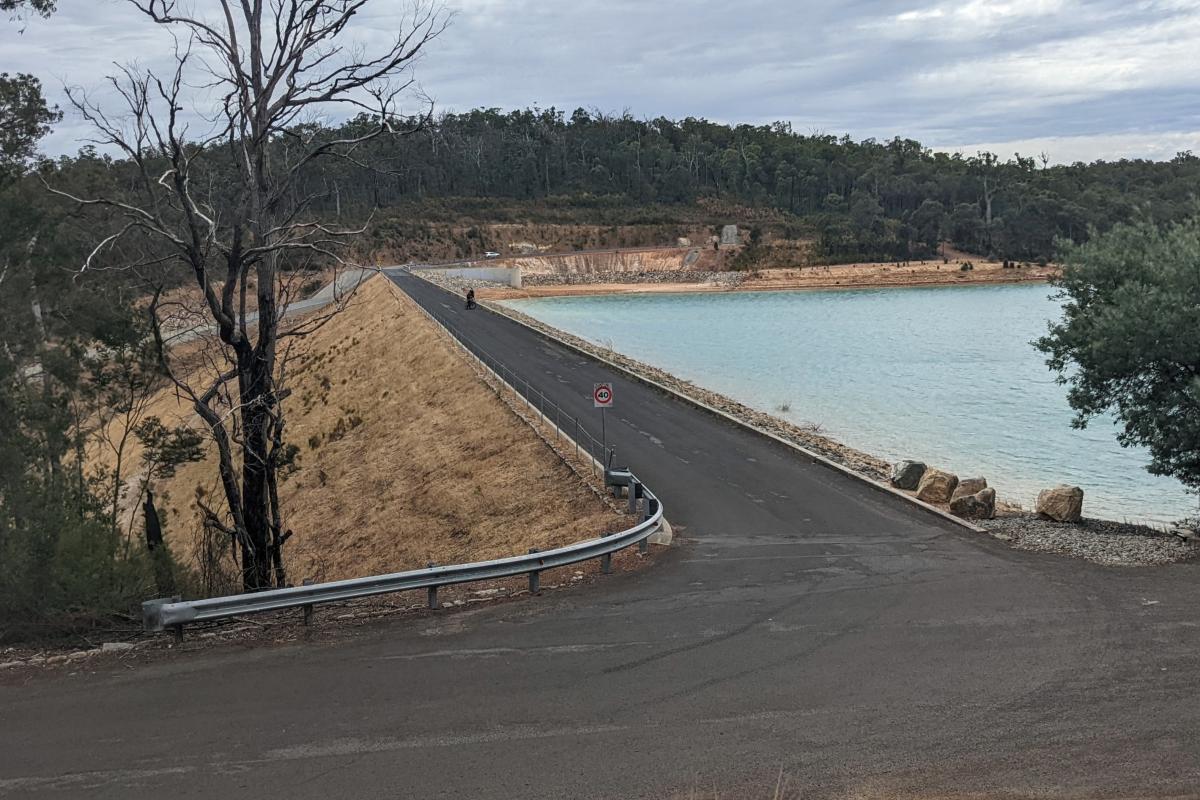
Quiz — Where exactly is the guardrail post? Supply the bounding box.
[172,624,184,643]
[627,479,639,514]
[528,548,541,594]
[301,578,314,626]
[600,552,612,574]
[639,491,653,554]
[428,586,439,609]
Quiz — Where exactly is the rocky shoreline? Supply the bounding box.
[411,268,1199,568]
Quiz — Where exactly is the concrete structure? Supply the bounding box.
[719,224,739,248]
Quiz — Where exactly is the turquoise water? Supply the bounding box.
[503,284,1196,525]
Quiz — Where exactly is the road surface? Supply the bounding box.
[2,270,1198,799]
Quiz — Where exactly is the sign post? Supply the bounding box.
[593,383,613,466]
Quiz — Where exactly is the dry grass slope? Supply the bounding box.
[143,274,621,585]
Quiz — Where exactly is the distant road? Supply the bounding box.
[2,270,1198,799]
[160,267,373,347]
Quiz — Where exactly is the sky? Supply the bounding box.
[4,0,1200,163]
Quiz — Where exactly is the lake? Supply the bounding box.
[502,283,1196,526]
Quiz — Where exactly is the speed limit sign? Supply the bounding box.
[593,383,613,408]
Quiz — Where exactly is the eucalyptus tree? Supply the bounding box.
[53,0,448,591]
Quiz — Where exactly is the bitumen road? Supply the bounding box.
[2,270,1199,799]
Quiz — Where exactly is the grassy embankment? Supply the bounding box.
[102,275,623,588]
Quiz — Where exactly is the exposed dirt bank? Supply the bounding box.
[492,245,721,275]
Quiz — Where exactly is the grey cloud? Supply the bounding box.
[2,0,1197,162]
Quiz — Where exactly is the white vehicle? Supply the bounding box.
[483,251,500,259]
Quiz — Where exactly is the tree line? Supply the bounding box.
[272,107,1200,263]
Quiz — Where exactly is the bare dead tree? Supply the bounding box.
[50,0,448,591]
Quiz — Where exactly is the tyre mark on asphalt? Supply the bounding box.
[372,642,653,661]
[601,573,839,675]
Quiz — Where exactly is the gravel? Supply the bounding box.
[980,513,1196,566]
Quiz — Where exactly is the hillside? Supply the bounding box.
[120,275,623,588]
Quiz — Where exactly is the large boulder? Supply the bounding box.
[1036,485,1084,522]
[950,487,996,520]
[890,460,927,490]
[915,468,959,503]
[951,477,988,500]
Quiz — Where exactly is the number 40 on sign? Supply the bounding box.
[593,383,613,408]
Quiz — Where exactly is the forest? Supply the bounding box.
[9,106,1200,282]
[55,106,1200,263]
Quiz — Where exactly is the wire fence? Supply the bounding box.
[435,322,618,478]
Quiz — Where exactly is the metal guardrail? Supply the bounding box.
[143,487,661,636]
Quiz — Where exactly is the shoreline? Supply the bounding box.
[476,261,1058,300]
[413,271,1195,566]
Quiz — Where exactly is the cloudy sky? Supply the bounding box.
[4,0,1200,163]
